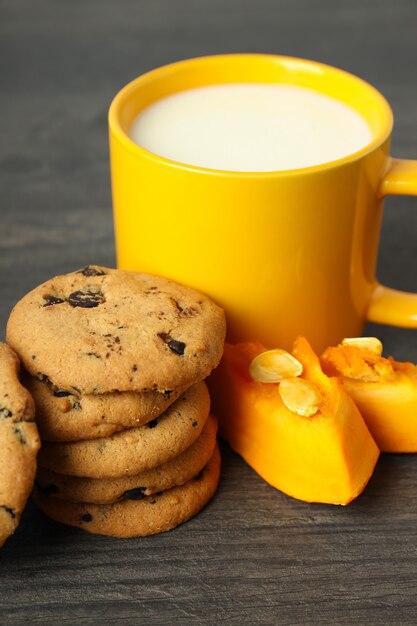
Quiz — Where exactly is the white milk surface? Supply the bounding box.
[129,83,372,172]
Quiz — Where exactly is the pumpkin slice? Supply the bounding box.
[321,338,417,452]
[210,337,379,505]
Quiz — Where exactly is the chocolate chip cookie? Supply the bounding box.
[7,266,226,395]
[36,414,217,504]
[25,374,186,442]
[37,382,210,478]
[0,343,40,547]
[33,444,220,537]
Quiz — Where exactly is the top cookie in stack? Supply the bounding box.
[6,266,226,538]
[7,265,226,396]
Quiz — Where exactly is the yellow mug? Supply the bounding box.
[109,54,417,352]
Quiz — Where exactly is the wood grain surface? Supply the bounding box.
[1,1,417,624]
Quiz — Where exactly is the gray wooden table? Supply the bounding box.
[1,1,417,624]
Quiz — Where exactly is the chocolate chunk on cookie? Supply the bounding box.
[25,374,186,442]
[0,344,40,547]
[36,414,217,503]
[37,382,210,478]
[33,445,221,537]
[7,266,226,395]
[67,290,105,308]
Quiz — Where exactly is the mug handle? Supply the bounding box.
[366,158,417,326]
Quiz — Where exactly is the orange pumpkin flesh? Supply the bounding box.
[321,343,417,452]
[210,337,379,505]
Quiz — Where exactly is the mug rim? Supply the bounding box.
[108,53,394,178]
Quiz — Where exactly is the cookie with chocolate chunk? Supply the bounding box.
[7,265,226,395]
[25,374,186,442]
[33,444,220,537]
[0,343,40,547]
[36,414,217,504]
[37,382,210,478]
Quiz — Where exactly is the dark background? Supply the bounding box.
[1,1,417,624]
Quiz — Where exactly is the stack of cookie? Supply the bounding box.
[6,266,226,538]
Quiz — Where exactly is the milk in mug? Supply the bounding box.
[129,83,372,172]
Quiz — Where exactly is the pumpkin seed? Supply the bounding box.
[341,336,383,355]
[249,349,303,383]
[278,377,320,417]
